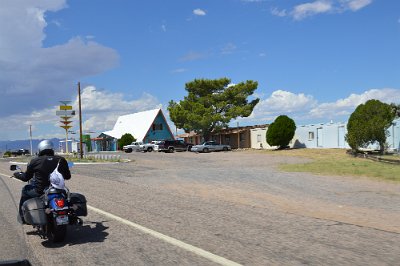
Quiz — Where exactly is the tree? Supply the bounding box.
[118,133,136,150]
[168,78,259,140]
[266,115,296,149]
[346,99,396,153]
[390,103,400,118]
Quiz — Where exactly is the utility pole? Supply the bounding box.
[78,82,83,159]
[237,121,240,149]
[29,125,33,156]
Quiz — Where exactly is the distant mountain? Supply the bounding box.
[0,138,62,153]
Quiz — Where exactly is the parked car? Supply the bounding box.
[190,141,231,153]
[154,140,193,153]
[11,149,30,156]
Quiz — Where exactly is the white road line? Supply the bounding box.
[87,205,242,266]
[0,172,242,266]
[0,172,23,182]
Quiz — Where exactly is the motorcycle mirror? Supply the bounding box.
[9,165,20,171]
[67,162,74,168]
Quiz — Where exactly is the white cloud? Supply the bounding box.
[0,86,162,140]
[72,86,162,133]
[309,88,400,119]
[292,0,333,20]
[179,51,208,61]
[221,43,237,55]
[238,88,400,125]
[273,0,373,20]
[2,86,399,140]
[0,0,119,118]
[193,9,206,16]
[0,106,61,140]
[171,68,187,73]
[340,0,372,11]
[241,90,317,122]
[271,7,287,17]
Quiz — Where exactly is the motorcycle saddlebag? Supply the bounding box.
[22,198,47,225]
[69,193,87,216]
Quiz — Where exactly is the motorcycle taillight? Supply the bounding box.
[55,198,65,208]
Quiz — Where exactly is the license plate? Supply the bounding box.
[56,215,69,225]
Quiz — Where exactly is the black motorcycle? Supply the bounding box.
[10,164,87,243]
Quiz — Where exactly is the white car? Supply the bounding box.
[190,141,231,153]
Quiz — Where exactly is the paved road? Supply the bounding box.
[0,150,399,265]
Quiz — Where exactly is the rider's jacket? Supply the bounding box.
[15,155,71,194]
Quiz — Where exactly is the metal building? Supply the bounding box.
[295,118,400,151]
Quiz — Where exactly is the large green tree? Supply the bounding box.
[168,78,259,140]
[266,115,296,149]
[118,133,136,150]
[346,99,396,153]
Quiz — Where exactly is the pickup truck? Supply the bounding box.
[123,142,154,153]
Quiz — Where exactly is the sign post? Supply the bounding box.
[57,102,75,154]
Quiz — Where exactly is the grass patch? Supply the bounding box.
[267,149,400,182]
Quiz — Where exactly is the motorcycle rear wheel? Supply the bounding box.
[46,219,67,243]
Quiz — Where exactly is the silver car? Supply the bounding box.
[190,141,231,153]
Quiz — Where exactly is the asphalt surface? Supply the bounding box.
[0,150,399,265]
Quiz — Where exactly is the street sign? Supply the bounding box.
[60,125,72,130]
[59,105,72,110]
[56,110,75,116]
[60,120,73,125]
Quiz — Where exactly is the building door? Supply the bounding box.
[338,126,345,148]
[317,128,323,147]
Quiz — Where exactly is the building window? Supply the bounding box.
[257,134,262,143]
[240,133,245,142]
[225,135,230,143]
[308,132,314,140]
[152,123,163,131]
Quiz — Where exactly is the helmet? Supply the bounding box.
[38,140,54,155]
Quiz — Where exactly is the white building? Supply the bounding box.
[95,108,174,151]
[295,121,348,149]
[294,118,400,151]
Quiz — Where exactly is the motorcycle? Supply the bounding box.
[10,164,87,243]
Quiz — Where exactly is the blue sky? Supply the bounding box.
[0,0,399,140]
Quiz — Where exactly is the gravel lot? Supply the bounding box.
[1,150,399,265]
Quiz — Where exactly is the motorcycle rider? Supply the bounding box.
[13,140,71,224]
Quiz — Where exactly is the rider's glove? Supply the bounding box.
[13,172,24,180]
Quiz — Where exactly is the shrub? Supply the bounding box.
[267,115,296,149]
[346,99,395,153]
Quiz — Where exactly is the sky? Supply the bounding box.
[0,0,399,141]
